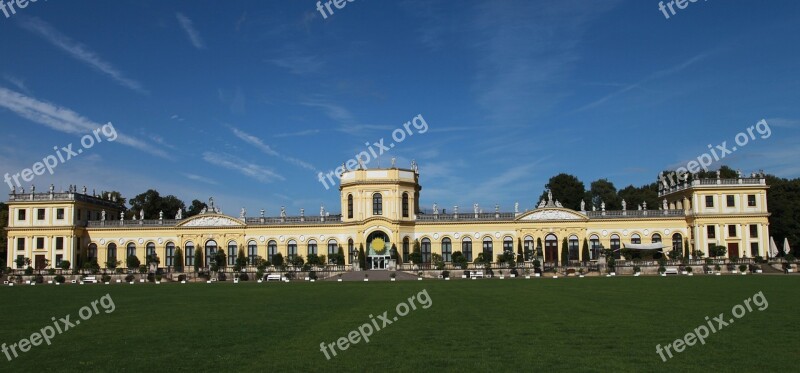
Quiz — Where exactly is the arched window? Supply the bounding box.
[248,240,258,265]
[205,240,217,267]
[288,240,298,261]
[610,235,621,259]
[589,235,601,260]
[672,233,683,253]
[421,238,431,263]
[328,240,338,264]
[227,241,237,266]
[268,240,278,263]
[166,242,175,267]
[652,233,662,243]
[545,234,558,263]
[442,238,452,262]
[402,192,409,217]
[372,193,383,215]
[185,242,195,267]
[631,234,641,245]
[126,242,136,259]
[568,235,579,261]
[462,237,473,262]
[88,243,97,261]
[107,243,117,265]
[347,194,354,219]
[146,242,156,261]
[348,238,355,264]
[402,237,410,263]
[483,237,493,262]
[308,239,318,256]
[503,236,513,253]
[524,236,534,261]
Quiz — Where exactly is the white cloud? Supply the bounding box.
[231,127,317,171]
[19,17,147,94]
[176,13,206,49]
[202,152,284,183]
[273,129,320,138]
[0,86,169,159]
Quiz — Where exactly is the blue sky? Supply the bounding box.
[1,0,798,215]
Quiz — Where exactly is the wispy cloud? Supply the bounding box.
[0,86,169,158]
[19,17,147,94]
[176,13,206,49]
[302,101,392,135]
[219,87,246,115]
[577,51,716,112]
[182,173,218,185]
[268,55,324,75]
[2,74,30,94]
[273,129,320,138]
[202,152,284,183]
[231,127,317,171]
[765,118,799,128]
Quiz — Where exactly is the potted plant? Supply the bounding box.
[101,274,111,284]
[442,270,450,280]
[337,273,343,282]
[462,270,469,279]
[633,266,641,276]
[714,264,721,275]
[658,265,666,276]
[578,268,585,278]
[739,264,747,275]
[363,273,369,282]
[125,274,135,284]
[390,272,397,281]
[524,268,531,279]
[510,268,518,278]
[552,267,558,279]
[499,269,505,279]
[686,266,693,276]
[418,271,423,281]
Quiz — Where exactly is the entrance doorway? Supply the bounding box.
[366,231,391,270]
[545,235,558,263]
[728,243,740,259]
[35,255,46,270]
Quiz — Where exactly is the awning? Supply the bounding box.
[622,243,668,250]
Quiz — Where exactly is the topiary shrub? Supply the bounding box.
[239,273,249,281]
[464,270,470,278]
[441,270,449,278]
[35,275,44,284]
[125,274,135,282]
[24,266,34,275]
[101,274,111,283]
[218,272,227,281]
[739,264,747,272]
[308,271,317,281]
[55,275,66,284]
[147,273,155,282]
[178,274,186,282]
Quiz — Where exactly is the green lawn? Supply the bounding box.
[0,276,797,372]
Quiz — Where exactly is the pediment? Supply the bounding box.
[516,208,587,221]
[177,214,245,227]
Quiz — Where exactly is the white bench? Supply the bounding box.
[472,271,484,279]
[82,276,98,283]
[664,268,679,275]
[266,274,282,282]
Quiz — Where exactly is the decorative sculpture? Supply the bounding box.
[101,210,106,221]
[176,208,183,220]
[663,199,668,210]
[622,199,627,211]
[240,208,246,219]
[515,202,519,213]
[280,206,287,218]
[140,209,144,220]
[580,200,585,211]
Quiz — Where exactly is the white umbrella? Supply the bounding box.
[769,236,779,258]
[784,238,793,257]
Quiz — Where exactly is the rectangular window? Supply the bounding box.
[750,242,759,257]
[17,255,24,268]
[462,241,472,262]
[17,209,26,221]
[249,244,259,265]
[228,246,236,266]
[17,237,25,251]
[56,237,64,250]
[55,254,63,267]
[705,196,714,208]
[186,248,195,267]
[749,225,758,238]
[728,225,736,237]
[37,209,46,220]
[707,225,716,239]
[708,243,715,256]
[403,240,410,263]
[747,195,756,207]
[56,208,65,220]
[726,195,735,207]
[36,237,45,249]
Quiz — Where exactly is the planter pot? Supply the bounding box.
[756,269,763,273]
[129,282,135,284]
[579,275,585,278]
[139,279,145,283]
[234,279,239,284]
[740,272,746,275]
[634,272,641,276]
[104,282,110,285]
[206,280,212,283]
[471,277,477,280]
[461,275,466,279]
[363,279,369,282]
[715,273,721,276]
[337,279,343,282]
[681,271,688,275]
[48,280,53,284]
[79,282,84,285]
[390,278,396,282]
[116,279,121,283]
[9,283,14,286]
[499,276,505,279]
[688,273,693,276]
[182,280,187,284]
[304,277,310,281]
[310,279,316,282]
[155,281,160,284]
[610,272,616,276]
[553,276,558,279]
[534,273,541,277]
[445,277,450,281]
[417,277,423,281]
[510,274,516,278]
[525,276,531,279]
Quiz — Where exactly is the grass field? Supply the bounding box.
[0,276,798,372]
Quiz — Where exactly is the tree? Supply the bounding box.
[186,199,208,218]
[410,239,422,264]
[765,175,800,256]
[711,245,727,258]
[215,249,227,268]
[390,243,399,262]
[618,183,660,211]
[452,251,467,269]
[128,189,186,220]
[272,253,284,267]
[0,202,8,261]
[516,238,524,263]
[582,239,590,264]
[105,258,120,269]
[590,179,621,210]
[127,255,140,271]
[307,253,322,266]
[337,246,345,265]
[560,238,569,266]
[358,244,366,269]
[536,238,543,257]
[236,248,248,269]
[59,260,70,270]
[683,240,690,259]
[539,173,586,210]
[173,247,184,272]
[194,247,203,272]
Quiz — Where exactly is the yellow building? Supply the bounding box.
[3,168,770,271]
